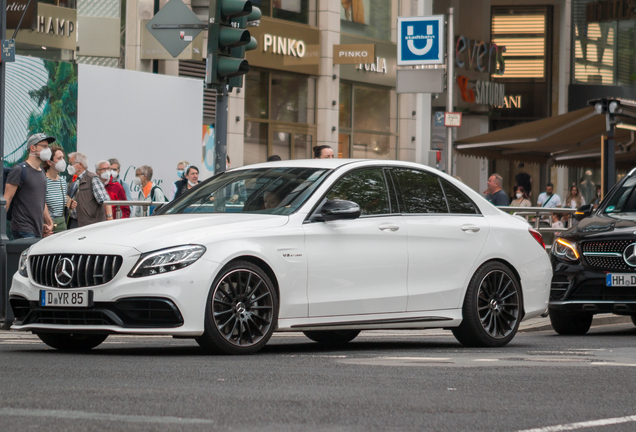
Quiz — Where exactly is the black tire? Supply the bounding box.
[37,333,108,351]
[549,309,593,335]
[303,330,360,347]
[197,261,278,355]
[632,315,636,327]
[452,261,522,347]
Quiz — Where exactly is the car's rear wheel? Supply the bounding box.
[452,262,522,347]
[197,261,278,355]
[36,333,108,351]
[303,330,360,347]
[548,309,593,335]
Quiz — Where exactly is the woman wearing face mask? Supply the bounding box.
[43,145,69,233]
[509,185,532,207]
[174,165,200,199]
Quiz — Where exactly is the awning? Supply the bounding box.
[454,106,634,167]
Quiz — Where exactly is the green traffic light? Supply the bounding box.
[245,36,257,51]
[217,57,249,78]
[221,0,252,20]
[219,27,251,49]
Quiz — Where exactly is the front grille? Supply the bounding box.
[581,240,636,271]
[581,240,633,253]
[569,282,636,302]
[550,275,570,300]
[30,254,123,288]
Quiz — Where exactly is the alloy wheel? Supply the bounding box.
[477,270,520,339]
[211,269,274,348]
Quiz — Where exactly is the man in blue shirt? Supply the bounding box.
[485,173,509,206]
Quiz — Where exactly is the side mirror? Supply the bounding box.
[574,204,593,221]
[321,199,361,222]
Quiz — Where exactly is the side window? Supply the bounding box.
[326,168,390,215]
[392,168,449,213]
[441,179,479,214]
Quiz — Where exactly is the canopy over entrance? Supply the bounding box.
[455,105,635,168]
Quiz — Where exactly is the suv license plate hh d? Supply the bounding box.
[606,274,636,287]
[40,290,89,307]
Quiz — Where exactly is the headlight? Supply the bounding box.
[18,247,30,277]
[128,245,206,278]
[552,238,579,262]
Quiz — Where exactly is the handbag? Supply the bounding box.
[52,216,67,233]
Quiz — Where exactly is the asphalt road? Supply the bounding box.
[1,322,635,432]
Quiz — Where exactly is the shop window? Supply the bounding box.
[353,86,390,133]
[252,0,316,25]
[340,0,392,41]
[40,0,76,8]
[271,71,312,124]
[245,70,269,120]
[352,133,396,160]
[244,122,268,166]
[491,7,549,80]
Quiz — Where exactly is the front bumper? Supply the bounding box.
[9,256,220,336]
[549,257,636,314]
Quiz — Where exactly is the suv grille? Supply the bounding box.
[581,240,636,271]
[30,254,123,288]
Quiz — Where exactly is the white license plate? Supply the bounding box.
[606,274,636,287]
[40,290,90,307]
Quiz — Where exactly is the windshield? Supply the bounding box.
[602,176,636,216]
[162,167,330,215]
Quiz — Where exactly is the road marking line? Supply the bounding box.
[473,359,499,362]
[590,362,636,367]
[0,408,214,425]
[380,357,452,361]
[517,414,636,432]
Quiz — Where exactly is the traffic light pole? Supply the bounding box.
[0,0,9,328]
[215,85,228,173]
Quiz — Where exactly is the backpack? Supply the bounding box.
[3,163,28,221]
[149,185,168,216]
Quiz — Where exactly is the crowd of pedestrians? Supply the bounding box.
[2,132,181,240]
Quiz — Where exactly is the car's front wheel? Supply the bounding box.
[36,333,108,351]
[452,261,522,347]
[303,330,360,347]
[549,309,593,335]
[197,261,278,355]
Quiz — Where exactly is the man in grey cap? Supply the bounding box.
[4,133,55,238]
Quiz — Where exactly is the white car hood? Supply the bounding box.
[32,214,290,255]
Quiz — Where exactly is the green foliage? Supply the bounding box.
[27,60,78,158]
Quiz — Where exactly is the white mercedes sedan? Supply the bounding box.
[9,159,551,354]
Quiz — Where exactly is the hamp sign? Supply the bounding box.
[397,15,445,66]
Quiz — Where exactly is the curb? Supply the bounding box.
[520,314,633,333]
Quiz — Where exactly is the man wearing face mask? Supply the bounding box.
[66,152,113,228]
[171,160,189,200]
[96,160,130,219]
[3,133,55,238]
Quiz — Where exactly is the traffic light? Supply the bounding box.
[206,0,261,89]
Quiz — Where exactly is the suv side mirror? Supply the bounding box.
[321,199,361,222]
[574,204,593,221]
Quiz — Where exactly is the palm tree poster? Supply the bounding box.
[4,55,78,167]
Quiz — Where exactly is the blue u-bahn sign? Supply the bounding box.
[397,15,445,66]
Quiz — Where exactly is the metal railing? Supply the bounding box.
[498,206,578,250]
[104,201,166,218]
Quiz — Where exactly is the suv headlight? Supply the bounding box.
[552,238,579,262]
[128,245,206,278]
[18,247,30,277]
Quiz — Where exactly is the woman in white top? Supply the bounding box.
[43,145,70,233]
[565,184,586,209]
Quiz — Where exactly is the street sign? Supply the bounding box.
[1,40,16,63]
[434,111,445,127]
[146,0,206,58]
[444,112,462,127]
[396,69,444,94]
[397,15,444,66]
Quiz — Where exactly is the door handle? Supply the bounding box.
[378,223,400,232]
[461,224,480,233]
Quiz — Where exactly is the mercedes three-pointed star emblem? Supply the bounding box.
[623,243,636,267]
[54,258,75,286]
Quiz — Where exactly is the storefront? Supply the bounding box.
[243,17,320,164]
[338,34,398,160]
